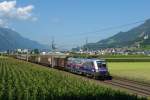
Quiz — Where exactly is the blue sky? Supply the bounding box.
[0,0,150,49]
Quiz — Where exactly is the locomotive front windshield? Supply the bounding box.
[97,61,106,68]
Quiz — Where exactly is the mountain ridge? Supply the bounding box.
[84,19,150,50]
[0,27,47,51]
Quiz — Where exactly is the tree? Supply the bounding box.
[33,49,39,54]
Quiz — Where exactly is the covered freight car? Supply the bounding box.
[28,53,68,68]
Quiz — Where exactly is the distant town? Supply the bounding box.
[0,46,150,56]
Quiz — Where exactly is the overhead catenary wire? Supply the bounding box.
[65,19,146,38]
[53,18,148,49]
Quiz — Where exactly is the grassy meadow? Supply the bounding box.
[108,62,150,84]
[0,57,147,100]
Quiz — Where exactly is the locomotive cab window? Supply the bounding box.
[102,63,106,67]
[97,61,106,68]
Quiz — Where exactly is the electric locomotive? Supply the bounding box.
[66,58,112,79]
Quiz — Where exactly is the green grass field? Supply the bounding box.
[0,57,146,100]
[71,53,150,62]
[108,62,150,84]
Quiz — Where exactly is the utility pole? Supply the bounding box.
[50,37,55,68]
[51,37,56,52]
[26,49,29,62]
[85,37,88,52]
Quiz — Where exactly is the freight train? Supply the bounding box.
[13,53,112,80]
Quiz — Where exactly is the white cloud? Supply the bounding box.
[16,5,34,20]
[0,0,36,26]
[0,1,16,12]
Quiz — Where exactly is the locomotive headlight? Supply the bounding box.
[92,69,95,72]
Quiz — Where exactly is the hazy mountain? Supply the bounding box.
[84,19,150,50]
[0,27,47,51]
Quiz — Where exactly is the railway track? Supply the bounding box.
[57,67,150,97]
[59,69,150,97]
[103,78,150,97]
